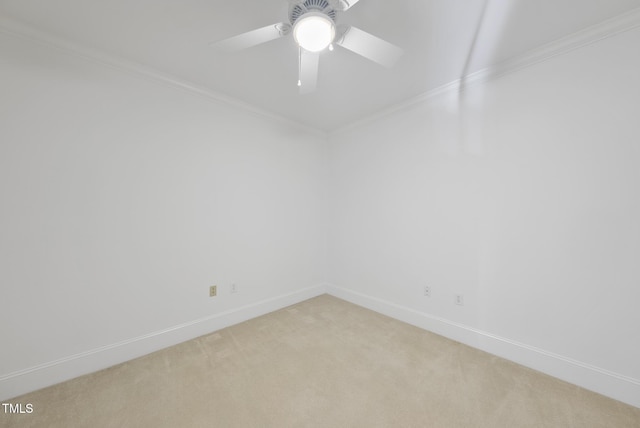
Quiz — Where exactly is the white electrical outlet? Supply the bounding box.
[230,283,237,294]
[455,294,464,306]
[424,286,431,297]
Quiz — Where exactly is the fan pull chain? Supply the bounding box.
[297,47,302,87]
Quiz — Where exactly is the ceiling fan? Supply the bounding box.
[211,0,404,94]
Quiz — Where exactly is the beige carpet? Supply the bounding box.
[2,294,639,427]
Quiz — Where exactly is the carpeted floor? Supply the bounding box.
[2,294,639,427]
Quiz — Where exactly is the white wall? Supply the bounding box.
[327,26,640,407]
[2,15,640,409]
[0,30,327,398]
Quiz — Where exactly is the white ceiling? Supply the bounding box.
[1,0,639,132]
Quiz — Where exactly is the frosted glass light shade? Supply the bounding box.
[293,13,335,52]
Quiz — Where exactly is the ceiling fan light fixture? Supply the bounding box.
[293,12,335,52]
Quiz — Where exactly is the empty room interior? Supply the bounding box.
[1,0,640,426]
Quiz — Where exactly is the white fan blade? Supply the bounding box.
[336,0,362,11]
[336,26,403,68]
[211,23,290,51]
[299,50,319,95]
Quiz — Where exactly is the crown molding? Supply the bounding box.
[2,5,639,140]
[0,16,328,139]
[331,6,640,137]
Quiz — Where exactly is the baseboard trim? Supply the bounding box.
[0,284,326,401]
[325,283,640,409]
[4,283,639,408]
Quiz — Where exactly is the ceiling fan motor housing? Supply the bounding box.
[289,0,337,25]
